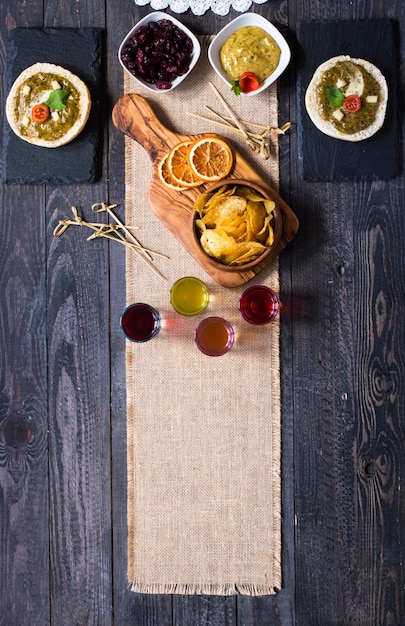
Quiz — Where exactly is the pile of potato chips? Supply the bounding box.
[194,184,277,266]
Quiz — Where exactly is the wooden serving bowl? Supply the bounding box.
[190,179,284,274]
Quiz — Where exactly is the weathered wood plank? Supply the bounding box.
[0,3,50,625]
[43,2,113,625]
[288,1,405,624]
[46,188,112,625]
[173,595,236,625]
[350,179,405,624]
[0,185,49,626]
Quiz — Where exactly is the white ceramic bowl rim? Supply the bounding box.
[118,11,201,93]
[208,13,291,96]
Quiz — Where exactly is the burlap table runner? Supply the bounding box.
[124,40,282,595]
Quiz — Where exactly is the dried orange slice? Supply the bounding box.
[167,141,202,188]
[157,153,188,191]
[188,137,233,182]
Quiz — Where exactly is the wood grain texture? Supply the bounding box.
[0,183,49,626]
[43,3,113,626]
[1,0,404,624]
[0,5,49,626]
[289,1,405,624]
[46,189,112,625]
[112,93,298,287]
[173,595,237,625]
[352,180,405,624]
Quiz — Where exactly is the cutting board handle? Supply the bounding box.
[112,93,182,163]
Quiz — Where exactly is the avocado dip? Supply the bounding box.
[14,72,81,141]
[220,26,281,83]
[318,61,382,134]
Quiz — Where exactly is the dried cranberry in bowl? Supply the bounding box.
[120,19,194,90]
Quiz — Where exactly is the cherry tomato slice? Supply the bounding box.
[238,71,260,93]
[31,103,50,123]
[343,94,361,113]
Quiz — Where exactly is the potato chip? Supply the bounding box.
[201,229,266,266]
[257,215,272,237]
[194,192,213,215]
[195,184,278,266]
[265,227,275,247]
[217,196,246,218]
[202,187,237,214]
[228,242,267,265]
[201,198,245,228]
[246,201,267,239]
[200,229,234,258]
[238,187,268,204]
[263,199,276,215]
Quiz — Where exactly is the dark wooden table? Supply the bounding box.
[1,1,404,624]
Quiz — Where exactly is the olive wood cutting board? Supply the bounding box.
[112,93,299,288]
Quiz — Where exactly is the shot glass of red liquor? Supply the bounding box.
[239,285,280,325]
[120,303,160,342]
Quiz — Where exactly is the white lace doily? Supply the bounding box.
[134,0,268,17]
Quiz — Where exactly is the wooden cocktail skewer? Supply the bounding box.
[86,229,168,258]
[187,84,291,160]
[187,110,291,139]
[91,202,153,261]
[207,82,270,158]
[208,81,250,140]
[206,107,291,135]
[53,205,168,281]
[86,230,165,255]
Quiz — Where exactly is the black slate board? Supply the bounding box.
[295,19,399,182]
[2,27,103,185]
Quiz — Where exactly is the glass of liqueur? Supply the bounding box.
[239,285,280,325]
[194,317,235,356]
[120,303,160,342]
[170,277,210,316]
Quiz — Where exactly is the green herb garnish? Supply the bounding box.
[325,86,344,107]
[45,89,70,111]
[231,79,241,96]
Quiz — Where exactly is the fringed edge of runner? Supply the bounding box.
[128,581,281,596]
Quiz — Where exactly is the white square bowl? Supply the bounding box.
[118,12,201,93]
[208,14,291,96]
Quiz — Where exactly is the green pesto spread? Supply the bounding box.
[220,26,281,83]
[317,61,382,134]
[15,72,81,141]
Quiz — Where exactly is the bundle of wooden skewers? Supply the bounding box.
[53,203,168,280]
[188,82,291,160]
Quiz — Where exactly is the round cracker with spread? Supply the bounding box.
[305,55,388,142]
[6,62,91,148]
